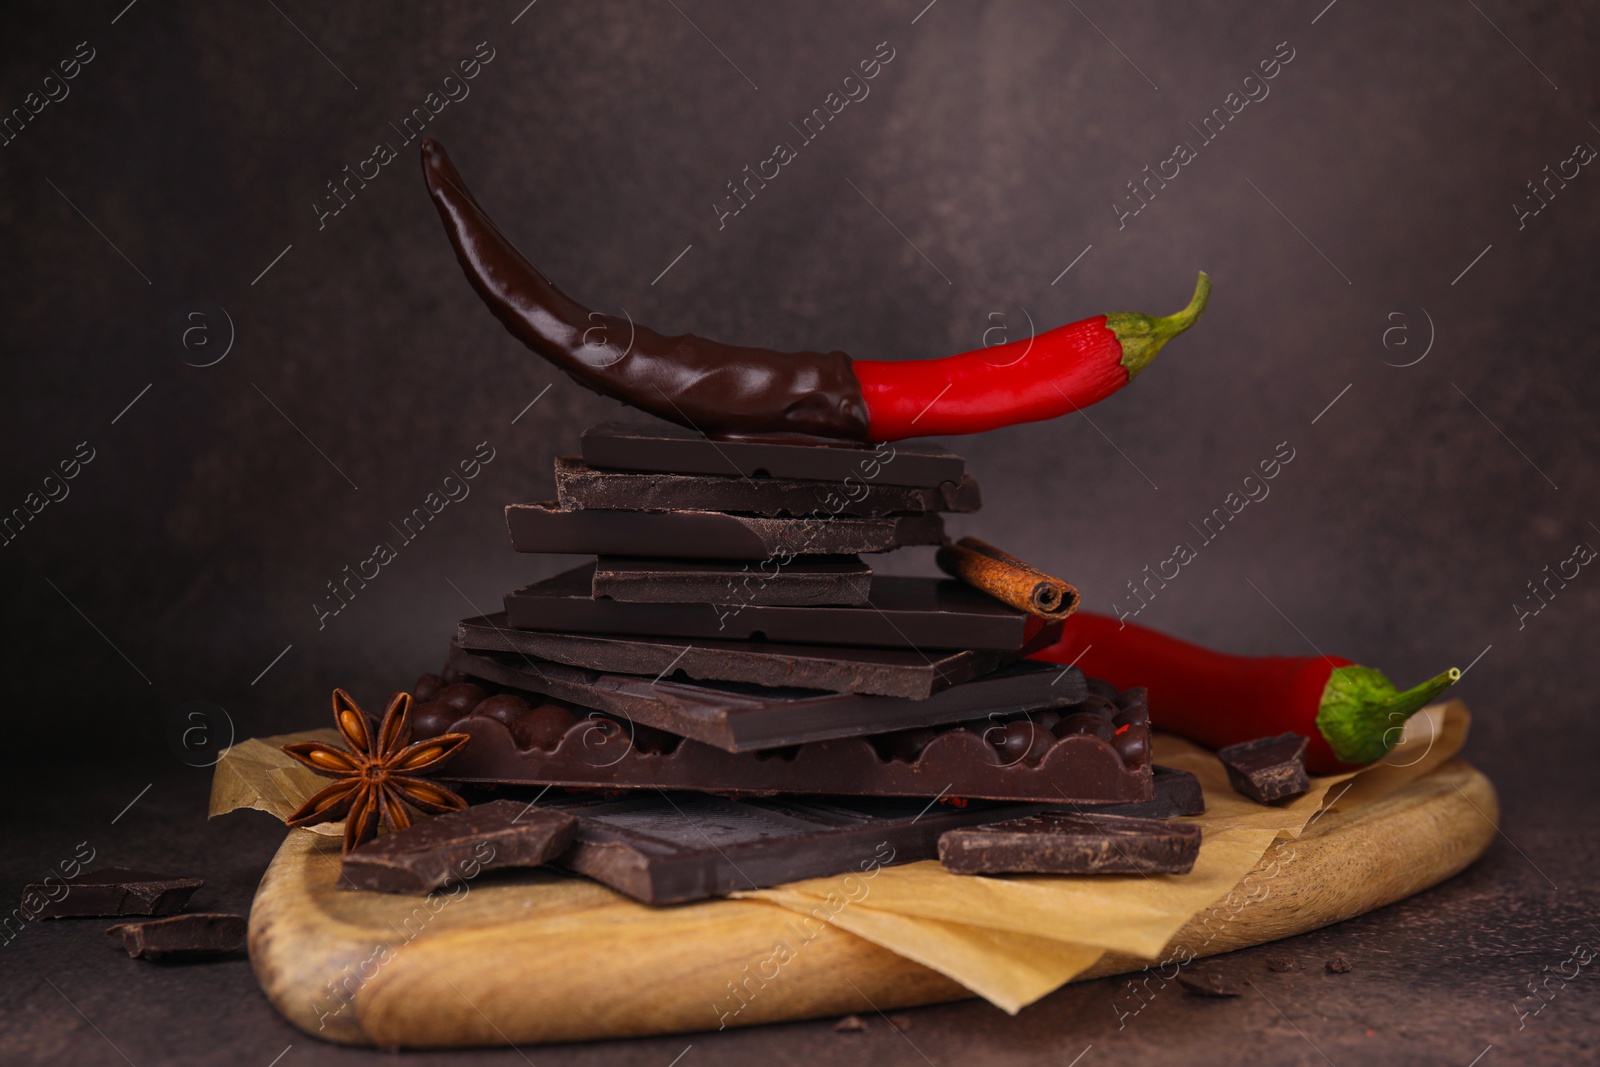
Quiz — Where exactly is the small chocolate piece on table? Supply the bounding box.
[25,868,203,919]
[106,913,246,961]
[1325,953,1353,973]
[458,612,1030,700]
[505,502,944,560]
[581,421,967,487]
[1266,955,1298,973]
[555,456,981,517]
[592,555,872,607]
[342,799,578,894]
[1177,969,1242,997]
[1217,733,1311,803]
[937,812,1201,875]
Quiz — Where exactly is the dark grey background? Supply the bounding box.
[3,1,1597,1064]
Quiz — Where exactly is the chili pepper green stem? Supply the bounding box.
[1315,665,1462,765]
[1106,271,1211,380]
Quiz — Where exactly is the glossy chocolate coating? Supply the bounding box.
[421,140,870,441]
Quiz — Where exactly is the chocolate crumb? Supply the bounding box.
[1266,955,1298,973]
[1177,969,1241,997]
[834,1014,868,1033]
[1325,954,1353,974]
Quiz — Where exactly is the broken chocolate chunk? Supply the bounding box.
[937,811,1201,875]
[1325,954,1353,974]
[25,869,203,920]
[106,913,246,961]
[1216,733,1311,804]
[342,799,579,894]
[1266,955,1298,973]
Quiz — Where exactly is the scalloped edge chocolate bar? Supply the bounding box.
[416,673,1153,804]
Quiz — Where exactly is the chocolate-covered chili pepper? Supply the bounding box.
[421,139,1208,442]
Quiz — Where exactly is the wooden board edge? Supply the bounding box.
[248,759,1497,1047]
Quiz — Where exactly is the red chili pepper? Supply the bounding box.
[422,140,1210,443]
[852,274,1210,440]
[1028,611,1459,774]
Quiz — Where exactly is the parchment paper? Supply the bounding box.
[210,703,1469,1011]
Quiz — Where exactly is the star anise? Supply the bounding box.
[282,688,471,852]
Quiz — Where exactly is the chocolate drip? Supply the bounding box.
[420,140,871,441]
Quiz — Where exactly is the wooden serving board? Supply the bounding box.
[248,758,1497,1048]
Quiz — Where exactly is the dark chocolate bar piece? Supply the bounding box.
[25,869,203,920]
[505,565,1055,651]
[937,812,1202,875]
[1217,733,1310,803]
[581,421,966,488]
[446,642,1090,753]
[593,555,872,607]
[106,913,246,961]
[543,792,1041,904]
[342,800,579,894]
[457,613,1025,700]
[554,456,981,517]
[505,502,944,559]
[423,675,1151,803]
[1092,766,1205,818]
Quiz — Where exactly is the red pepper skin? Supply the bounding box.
[1029,612,1458,774]
[852,273,1210,442]
[1028,612,1352,772]
[854,317,1126,439]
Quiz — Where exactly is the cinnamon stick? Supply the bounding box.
[935,536,1079,619]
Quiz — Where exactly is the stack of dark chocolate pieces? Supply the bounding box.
[404,422,1182,902]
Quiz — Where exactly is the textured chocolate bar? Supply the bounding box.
[456,613,1029,700]
[1217,733,1310,803]
[581,421,966,487]
[592,556,872,606]
[505,502,944,559]
[106,913,246,961]
[505,565,1055,651]
[25,869,202,919]
[554,456,981,517]
[937,812,1202,875]
[416,671,1151,803]
[444,642,1091,753]
[543,792,1041,904]
[341,800,579,894]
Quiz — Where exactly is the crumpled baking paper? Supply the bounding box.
[211,703,1468,1012]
